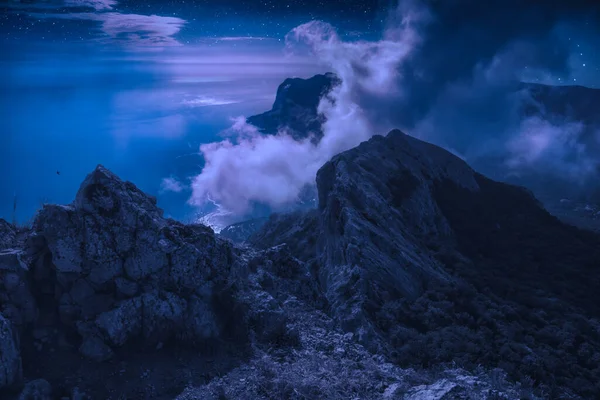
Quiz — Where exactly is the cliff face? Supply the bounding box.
[253,129,600,398]
[246,73,340,142]
[314,130,479,342]
[314,129,600,336]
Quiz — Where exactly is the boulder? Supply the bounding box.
[0,313,22,389]
[0,219,17,251]
[0,249,37,327]
[23,165,240,357]
[18,379,52,400]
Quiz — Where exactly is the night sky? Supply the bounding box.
[0,0,387,44]
[1,0,600,226]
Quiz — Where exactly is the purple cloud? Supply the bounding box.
[32,12,186,47]
[506,116,596,181]
[12,0,186,47]
[188,0,430,215]
[65,0,117,10]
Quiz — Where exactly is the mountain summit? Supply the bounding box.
[246,72,340,141]
[251,129,600,398]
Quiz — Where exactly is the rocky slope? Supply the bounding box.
[2,131,600,399]
[250,129,600,398]
[246,72,339,142]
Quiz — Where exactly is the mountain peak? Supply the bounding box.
[246,73,340,141]
[73,164,162,219]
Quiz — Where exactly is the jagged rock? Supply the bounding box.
[1,162,300,391]
[314,129,472,342]
[249,244,324,308]
[249,210,319,264]
[0,313,21,389]
[21,165,240,357]
[180,296,220,343]
[4,118,600,399]
[243,290,288,343]
[249,128,600,398]
[0,219,17,251]
[79,335,114,362]
[18,378,52,400]
[0,249,37,327]
[247,73,340,141]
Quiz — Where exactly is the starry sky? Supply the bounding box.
[1,0,600,224]
[0,0,388,44]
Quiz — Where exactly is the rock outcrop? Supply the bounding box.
[247,73,340,142]
[0,249,36,328]
[0,165,298,397]
[315,130,477,342]
[25,165,240,354]
[0,219,17,251]
[251,129,600,398]
[0,313,21,389]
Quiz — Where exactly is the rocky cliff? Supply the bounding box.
[2,131,600,399]
[0,166,298,398]
[246,72,340,142]
[250,129,600,398]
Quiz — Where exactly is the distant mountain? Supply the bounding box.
[247,76,600,231]
[246,72,340,141]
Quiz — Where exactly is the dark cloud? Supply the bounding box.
[188,0,600,219]
[386,0,600,124]
[371,0,600,193]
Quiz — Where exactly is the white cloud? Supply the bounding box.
[507,116,596,180]
[65,0,117,10]
[160,177,185,193]
[16,0,186,47]
[188,0,430,215]
[181,96,239,107]
[32,12,186,47]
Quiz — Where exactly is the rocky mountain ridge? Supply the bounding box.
[243,74,600,233]
[2,130,600,399]
[250,129,600,398]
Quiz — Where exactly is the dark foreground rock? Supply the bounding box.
[0,313,22,389]
[0,166,296,398]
